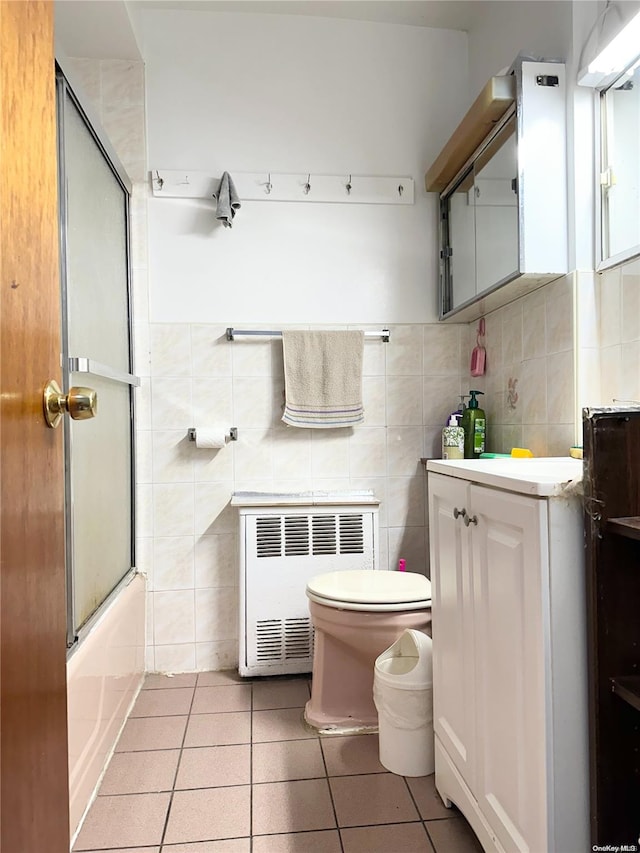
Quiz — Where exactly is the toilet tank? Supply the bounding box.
[231,491,380,677]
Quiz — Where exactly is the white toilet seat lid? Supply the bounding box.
[306,569,431,607]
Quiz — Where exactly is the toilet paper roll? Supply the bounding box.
[193,427,227,449]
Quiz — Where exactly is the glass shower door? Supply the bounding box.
[57,71,138,645]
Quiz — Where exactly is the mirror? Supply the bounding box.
[601,61,640,265]
[474,121,518,293]
[442,115,519,313]
[445,168,476,311]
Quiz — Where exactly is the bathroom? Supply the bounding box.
[3,0,640,850]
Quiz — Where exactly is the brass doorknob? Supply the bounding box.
[43,379,98,429]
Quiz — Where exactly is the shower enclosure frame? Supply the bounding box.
[55,58,138,653]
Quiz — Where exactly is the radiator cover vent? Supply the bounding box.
[256,512,365,559]
[238,501,379,677]
[256,517,282,558]
[255,618,314,662]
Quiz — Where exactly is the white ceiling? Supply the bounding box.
[55,0,484,61]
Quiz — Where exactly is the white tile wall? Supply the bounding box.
[545,276,574,354]
[470,259,640,455]
[599,267,622,348]
[140,320,468,669]
[153,536,195,591]
[621,264,640,343]
[576,270,601,417]
[469,274,578,455]
[596,260,640,406]
[522,287,546,361]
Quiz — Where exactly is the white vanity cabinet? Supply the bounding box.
[427,460,588,853]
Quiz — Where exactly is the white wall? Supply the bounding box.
[597,258,640,405]
[141,9,469,325]
[467,1,574,92]
[130,9,475,671]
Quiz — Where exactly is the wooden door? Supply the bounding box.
[471,484,547,853]
[0,2,70,851]
[428,473,477,789]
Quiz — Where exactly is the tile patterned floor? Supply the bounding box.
[73,672,484,853]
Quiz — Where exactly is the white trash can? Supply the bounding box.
[373,629,434,777]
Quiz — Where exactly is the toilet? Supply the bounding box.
[304,569,431,733]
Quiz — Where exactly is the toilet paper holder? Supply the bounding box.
[187,427,238,442]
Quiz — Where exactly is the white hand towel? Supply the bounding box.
[281,330,365,428]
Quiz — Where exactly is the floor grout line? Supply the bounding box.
[157,682,197,850]
[77,673,481,853]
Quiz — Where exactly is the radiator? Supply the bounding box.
[233,493,379,677]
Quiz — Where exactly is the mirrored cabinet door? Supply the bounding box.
[473,120,518,294]
[442,115,518,313]
[446,167,476,312]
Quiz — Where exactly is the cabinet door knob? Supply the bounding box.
[464,514,478,527]
[453,507,467,519]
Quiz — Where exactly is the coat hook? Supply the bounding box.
[303,174,311,195]
[398,183,404,197]
[154,170,164,190]
[265,172,272,195]
[346,174,352,195]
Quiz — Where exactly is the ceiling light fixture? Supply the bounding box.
[579,8,640,88]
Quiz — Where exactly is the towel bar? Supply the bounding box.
[226,328,390,343]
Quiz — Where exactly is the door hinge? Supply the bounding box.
[440,247,453,259]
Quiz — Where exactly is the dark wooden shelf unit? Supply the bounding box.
[584,408,640,847]
[606,516,640,540]
[610,676,640,713]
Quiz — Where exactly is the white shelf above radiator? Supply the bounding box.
[150,169,415,205]
[231,490,380,507]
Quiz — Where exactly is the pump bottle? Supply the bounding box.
[442,415,465,459]
[461,390,486,459]
[448,395,468,426]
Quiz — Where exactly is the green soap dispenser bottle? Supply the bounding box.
[461,390,486,459]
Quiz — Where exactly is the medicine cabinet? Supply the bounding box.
[426,58,568,321]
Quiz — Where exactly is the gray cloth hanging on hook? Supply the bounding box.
[212,172,241,227]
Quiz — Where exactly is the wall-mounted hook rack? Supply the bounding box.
[150,170,414,205]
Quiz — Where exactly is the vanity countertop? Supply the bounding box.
[425,457,583,497]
